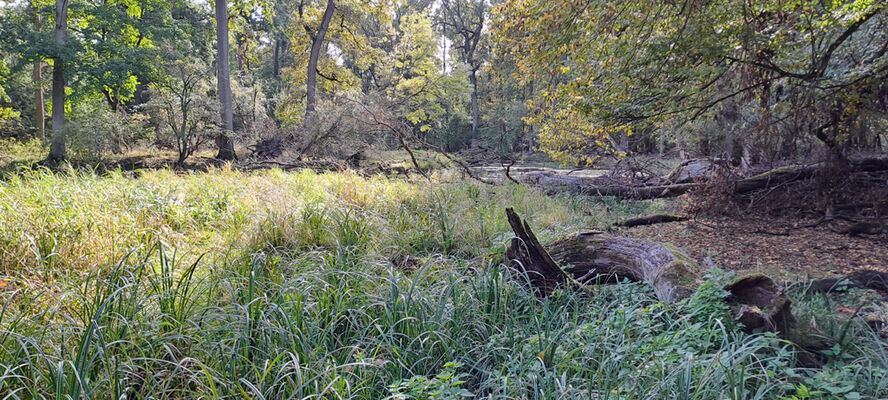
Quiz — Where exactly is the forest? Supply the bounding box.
[0,0,887,398]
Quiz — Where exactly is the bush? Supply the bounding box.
[65,101,153,159]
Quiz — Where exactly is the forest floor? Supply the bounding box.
[628,216,888,280]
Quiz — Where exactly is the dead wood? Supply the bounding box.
[502,208,835,365]
[529,157,888,200]
[667,158,730,184]
[808,270,888,294]
[724,275,794,333]
[502,158,520,184]
[241,159,346,172]
[504,207,573,293]
[616,214,690,228]
[504,209,787,310]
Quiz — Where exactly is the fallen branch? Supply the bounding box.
[502,158,520,184]
[241,159,346,172]
[616,214,689,228]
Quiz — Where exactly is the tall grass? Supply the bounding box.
[0,167,885,398]
[0,167,614,275]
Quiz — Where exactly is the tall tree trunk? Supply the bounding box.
[657,129,665,156]
[214,0,237,160]
[272,39,280,77]
[469,68,479,140]
[526,81,534,153]
[676,135,687,160]
[305,0,335,116]
[441,35,447,73]
[618,130,629,153]
[47,0,67,163]
[724,127,735,161]
[33,6,45,140]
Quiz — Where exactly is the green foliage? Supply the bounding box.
[63,100,153,158]
[494,0,888,163]
[145,54,219,163]
[389,362,474,399]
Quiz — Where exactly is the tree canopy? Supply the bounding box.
[0,0,885,166]
[494,0,888,164]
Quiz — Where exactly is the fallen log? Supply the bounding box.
[615,214,689,228]
[808,270,888,294]
[527,173,698,199]
[503,208,834,366]
[528,157,888,200]
[667,158,729,184]
[505,208,788,318]
[241,159,347,172]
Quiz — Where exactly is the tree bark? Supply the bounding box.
[526,82,534,153]
[504,208,798,331]
[616,214,689,228]
[33,6,45,140]
[502,208,846,365]
[214,0,237,160]
[47,0,67,163]
[469,68,479,139]
[273,39,280,77]
[305,0,335,115]
[809,270,888,294]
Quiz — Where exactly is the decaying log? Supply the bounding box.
[504,208,573,293]
[545,233,703,303]
[527,173,698,199]
[615,214,690,228]
[241,159,347,172]
[667,158,729,184]
[725,275,794,333]
[528,157,888,200]
[808,270,888,294]
[502,208,851,366]
[504,208,799,333]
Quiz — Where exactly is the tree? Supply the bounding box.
[47,0,68,163]
[494,0,888,165]
[304,0,335,116]
[383,14,470,145]
[149,57,218,164]
[436,0,487,140]
[274,0,391,127]
[214,0,237,160]
[32,1,44,139]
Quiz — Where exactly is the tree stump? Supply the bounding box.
[504,208,793,327]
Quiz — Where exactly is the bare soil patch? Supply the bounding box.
[627,217,888,280]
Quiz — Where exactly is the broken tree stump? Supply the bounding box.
[502,208,847,366]
[724,274,795,333]
[504,207,573,293]
[504,208,794,330]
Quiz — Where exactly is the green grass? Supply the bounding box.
[0,167,885,398]
[0,139,45,172]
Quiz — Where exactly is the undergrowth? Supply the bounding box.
[0,167,885,398]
